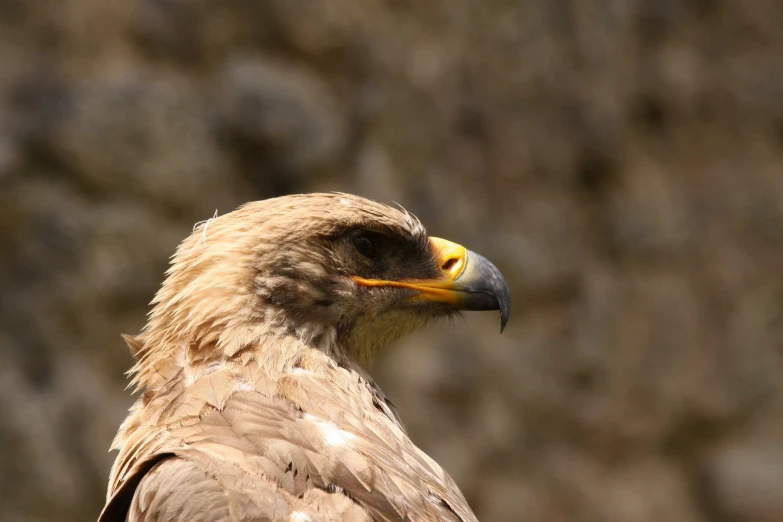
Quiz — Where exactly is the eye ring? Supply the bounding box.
[353,234,378,259]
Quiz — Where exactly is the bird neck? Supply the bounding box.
[128,319,361,395]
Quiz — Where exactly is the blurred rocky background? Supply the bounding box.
[1,1,782,521]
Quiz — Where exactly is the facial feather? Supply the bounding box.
[128,193,431,393]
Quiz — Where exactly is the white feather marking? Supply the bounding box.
[289,511,313,522]
[233,378,254,392]
[205,361,223,374]
[192,209,219,249]
[182,368,196,387]
[339,198,352,206]
[304,414,356,447]
[293,324,339,356]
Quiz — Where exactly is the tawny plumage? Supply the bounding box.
[99,193,510,522]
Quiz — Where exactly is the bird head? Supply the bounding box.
[139,193,510,374]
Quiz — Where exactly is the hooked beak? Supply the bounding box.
[352,237,511,332]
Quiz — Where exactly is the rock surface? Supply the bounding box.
[1,1,782,521]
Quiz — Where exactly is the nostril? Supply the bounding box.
[442,258,459,271]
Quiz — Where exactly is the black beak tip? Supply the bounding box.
[499,304,510,333]
[459,250,511,334]
[480,255,510,334]
[497,280,511,334]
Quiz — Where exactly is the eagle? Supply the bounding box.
[99,193,510,522]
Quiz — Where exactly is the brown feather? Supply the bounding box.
[100,194,477,522]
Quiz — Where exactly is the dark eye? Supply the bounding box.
[353,234,378,259]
